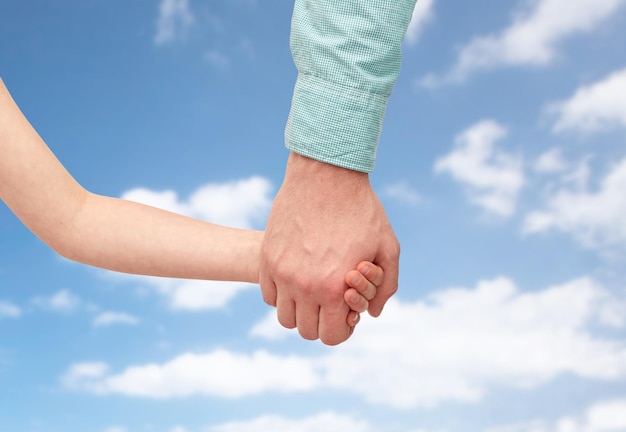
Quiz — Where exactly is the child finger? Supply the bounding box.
[346,270,377,301]
[344,287,369,312]
[347,310,360,327]
[357,261,384,287]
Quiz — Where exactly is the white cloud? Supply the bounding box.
[249,310,293,340]
[206,412,372,432]
[154,0,194,45]
[421,0,626,85]
[144,277,258,311]
[100,270,257,311]
[0,301,21,318]
[562,156,593,190]
[487,420,552,432]
[405,0,435,45]
[170,427,189,432]
[93,312,140,327]
[63,276,626,409]
[435,120,525,217]
[383,181,421,205]
[63,350,318,398]
[487,398,626,432]
[321,277,626,408]
[585,399,626,431]
[104,427,127,432]
[121,176,272,229]
[549,68,626,133]
[31,289,81,313]
[534,148,568,174]
[524,157,626,248]
[62,362,109,388]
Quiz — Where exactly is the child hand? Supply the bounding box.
[344,261,384,328]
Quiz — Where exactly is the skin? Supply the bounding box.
[260,152,400,345]
[345,261,383,328]
[0,78,379,330]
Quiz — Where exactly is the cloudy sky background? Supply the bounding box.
[1,0,626,431]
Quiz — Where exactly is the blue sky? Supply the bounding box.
[1,0,626,431]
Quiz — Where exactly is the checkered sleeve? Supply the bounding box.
[285,0,417,173]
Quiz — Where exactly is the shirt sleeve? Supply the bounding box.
[285,0,417,173]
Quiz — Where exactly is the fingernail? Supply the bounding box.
[353,313,360,323]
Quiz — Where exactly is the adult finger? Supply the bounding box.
[318,300,351,345]
[276,290,297,329]
[295,302,320,341]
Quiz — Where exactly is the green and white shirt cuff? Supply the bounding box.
[285,0,417,173]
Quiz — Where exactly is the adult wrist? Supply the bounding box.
[284,152,370,188]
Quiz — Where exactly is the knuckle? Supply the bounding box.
[273,265,293,283]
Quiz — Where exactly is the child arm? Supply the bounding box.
[0,78,261,283]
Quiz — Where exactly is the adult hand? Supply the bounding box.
[260,153,400,345]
